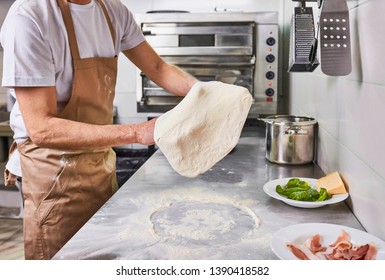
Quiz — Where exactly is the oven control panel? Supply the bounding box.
[252,24,279,116]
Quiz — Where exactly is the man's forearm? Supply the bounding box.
[28,116,154,150]
[15,86,157,150]
[154,63,197,96]
[123,42,198,97]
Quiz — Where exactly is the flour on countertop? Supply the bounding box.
[150,201,260,246]
[117,185,262,255]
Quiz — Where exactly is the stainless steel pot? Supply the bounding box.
[259,115,317,165]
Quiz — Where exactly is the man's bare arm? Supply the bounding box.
[15,86,156,150]
[123,41,197,97]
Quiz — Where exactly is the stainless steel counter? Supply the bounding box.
[53,127,362,260]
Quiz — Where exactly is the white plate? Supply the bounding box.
[271,223,385,260]
[263,177,349,208]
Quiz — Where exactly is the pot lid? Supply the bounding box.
[259,115,317,126]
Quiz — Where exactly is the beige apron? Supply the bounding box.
[17,0,118,259]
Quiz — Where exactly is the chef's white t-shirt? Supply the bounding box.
[0,0,145,176]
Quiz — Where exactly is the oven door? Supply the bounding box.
[143,22,255,56]
[137,64,254,113]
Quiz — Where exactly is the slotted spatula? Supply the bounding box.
[318,0,352,76]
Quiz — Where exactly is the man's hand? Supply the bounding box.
[135,118,157,146]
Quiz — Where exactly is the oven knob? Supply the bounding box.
[265,88,275,97]
[266,37,276,46]
[266,54,275,63]
[266,71,275,80]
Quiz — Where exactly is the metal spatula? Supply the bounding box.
[319,0,352,76]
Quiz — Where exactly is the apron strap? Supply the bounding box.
[57,0,116,61]
[57,0,81,60]
[97,0,116,46]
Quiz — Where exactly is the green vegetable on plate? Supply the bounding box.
[276,178,331,202]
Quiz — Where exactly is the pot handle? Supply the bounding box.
[257,117,275,124]
[285,126,308,135]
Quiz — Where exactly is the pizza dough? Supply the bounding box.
[154,81,253,177]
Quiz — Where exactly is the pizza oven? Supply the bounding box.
[135,11,280,118]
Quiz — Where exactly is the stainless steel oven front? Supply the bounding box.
[136,12,279,117]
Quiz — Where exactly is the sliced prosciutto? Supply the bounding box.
[286,230,377,260]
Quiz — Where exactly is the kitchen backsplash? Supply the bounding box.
[0,0,384,240]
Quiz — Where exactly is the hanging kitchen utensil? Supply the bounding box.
[288,1,320,72]
[289,0,352,76]
[318,0,352,76]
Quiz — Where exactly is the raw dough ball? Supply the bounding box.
[154,81,252,177]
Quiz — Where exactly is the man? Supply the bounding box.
[0,0,196,259]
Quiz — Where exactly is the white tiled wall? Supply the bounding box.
[286,0,385,240]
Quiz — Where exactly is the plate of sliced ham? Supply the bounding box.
[271,223,385,260]
[263,177,349,208]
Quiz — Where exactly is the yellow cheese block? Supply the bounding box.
[316,172,347,195]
